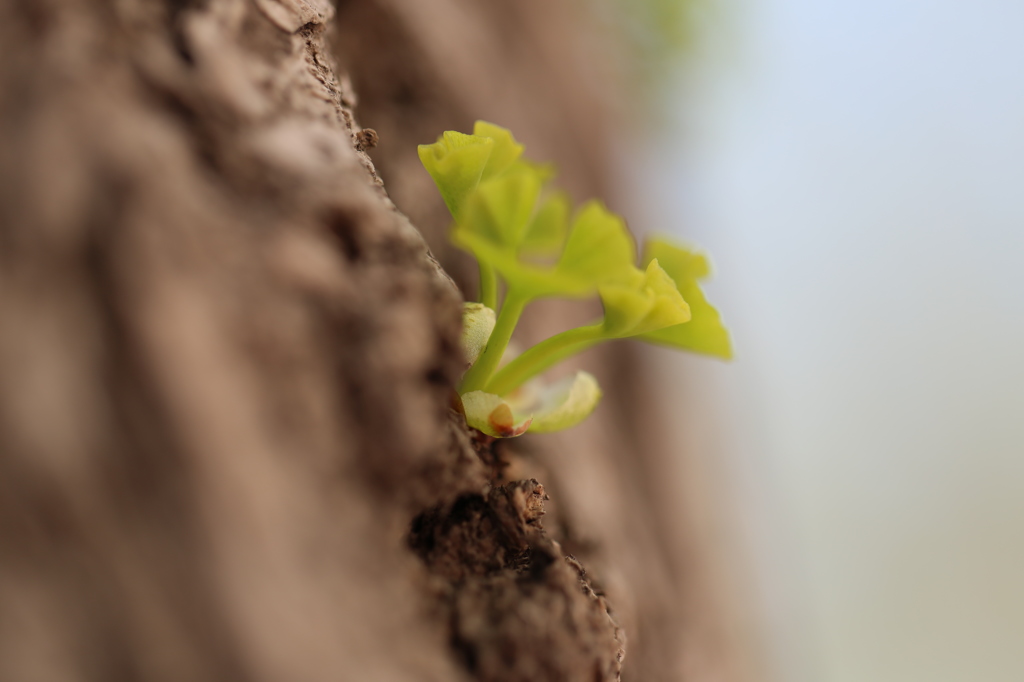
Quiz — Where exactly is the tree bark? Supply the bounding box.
[0,1,749,681]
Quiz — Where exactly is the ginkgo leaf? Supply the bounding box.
[451,229,589,298]
[598,286,654,336]
[485,259,693,396]
[521,371,602,433]
[462,371,601,437]
[459,165,544,249]
[453,198,640,300]
[640,238,733,359]
[418,132,494,218]
[519,190,570,257]
[461,390,533,438]
[473,121,524,182]
[599,259,691,337]
[460,302,496,367]
[418,122,526,219]
[556,201,638,286]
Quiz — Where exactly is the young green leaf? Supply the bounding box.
[555,200,639,287]
[640,238,733,359]
[473,121,525,182]
[485,260,692,396]
[418,132,495,218]
[417,122,525,219]
[522,371,602,433]
[461,390,533,438]
[460,302,496,368]
[459,165,544,249]
[454,198,640,300]
[599,259,691,337]
[461,370,602,437]
[452,229,584,299]
[519,190,571,257]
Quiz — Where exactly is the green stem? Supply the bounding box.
[486,323,606,396]
[459,290,529,393]
[478,263,498,311]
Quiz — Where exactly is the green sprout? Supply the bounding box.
[420,121,732,438]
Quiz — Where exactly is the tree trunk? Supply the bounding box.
[0,1,747,681]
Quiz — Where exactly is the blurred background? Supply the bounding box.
[620,0,1024,680]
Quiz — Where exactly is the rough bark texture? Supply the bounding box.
[0,1,749,681]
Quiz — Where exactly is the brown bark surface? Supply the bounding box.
[0,1,748,681]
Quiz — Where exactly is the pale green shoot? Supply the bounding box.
[419,122,731,437]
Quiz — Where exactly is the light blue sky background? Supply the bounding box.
[629,1,1024,680]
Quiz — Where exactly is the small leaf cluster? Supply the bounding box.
[420,122,731,437]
